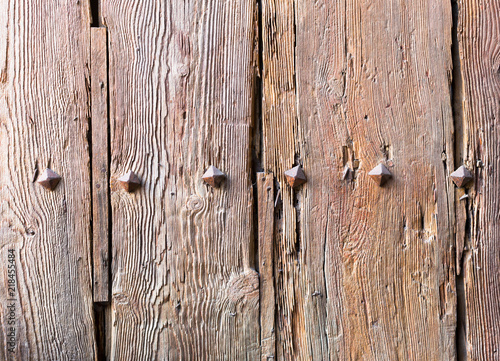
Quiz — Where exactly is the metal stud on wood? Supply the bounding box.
[342,166,354,181]
[284,165,307,188]
[37,168,62,190]
[450,165,473,188]
[368,164,392,186]
[202,166,226,188]
[118,171,141,192]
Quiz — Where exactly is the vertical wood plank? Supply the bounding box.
[457,0,500,358]
[102,0,259,359]
[91,27,110,303]
[260,1,304,358]
[0,0,96,359]
[257,173,276,360]
[262,0,458,359]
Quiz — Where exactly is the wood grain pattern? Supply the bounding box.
[262,0,458,359]
[102,0,259,358]
[456,0,500,358]
[0,0,96,359]
[91,27,110,303]
[257,173,276,360]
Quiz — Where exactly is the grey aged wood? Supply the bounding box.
[91,27,110,303]
[456,0,500,358]
[0,0,96,359]
[102,0,259,358]
[262,0,457,359]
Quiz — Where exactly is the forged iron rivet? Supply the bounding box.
[202,166,226,188]
[342,166,354,181]
[450,165,473,188]
[37,168,62,190]
[368,164,392,186]
[118,171,141,192]
[284,165,307,188]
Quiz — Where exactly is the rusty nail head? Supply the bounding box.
[202,166,226,188]
[118,171,141,192]
[37,168,62,190]
[368,164,392,186]
[284,165,307,188]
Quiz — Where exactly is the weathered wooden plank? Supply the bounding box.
[262,0,458,359]
[91,27,110,303]
[0,1,96,360]
[260,1,305,358]
[456,0,500,358]
[102,0,259,359]
[257,173,276,360]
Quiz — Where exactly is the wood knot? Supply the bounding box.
[186,195,204,212]
[226,270,259,303]
[113,293,130,305]
[177,65,190,77]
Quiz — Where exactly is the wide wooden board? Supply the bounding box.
[102,0,259,358]
[0,1,96,359]
[456,0,500,358]
[261,0,458,359]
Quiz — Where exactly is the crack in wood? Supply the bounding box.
[451,0,468,358]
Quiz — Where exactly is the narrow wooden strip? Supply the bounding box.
[257,173,276,360]
[91,27,110,303]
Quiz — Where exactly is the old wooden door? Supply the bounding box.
[1,0,498,360]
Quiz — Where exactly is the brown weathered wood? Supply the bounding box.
[257,173,276,360]
[91,27,110,303]
[456,0,500,358]
[260,1,305,358]
[102,0,259,358]
[0,1,96,359]
[262,0,458,359]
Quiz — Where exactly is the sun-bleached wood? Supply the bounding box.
[262,0,457,358]
[102,0,259,358]
[0,0,96,359]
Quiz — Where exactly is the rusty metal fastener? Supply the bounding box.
[450,165,473,188]
[284,165,307,188]
[37,168,62,190]
[202,166,226,188]
[368,164,392,186]
[342,166,353,181]
[118,171,141,192]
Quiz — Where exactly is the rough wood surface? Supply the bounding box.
[102,0,259,358]
[0,0,96,359]
[91,27,110,303]
[1,0,499,359]
[262,0,458,359]
[456,0,500,358]
[257,173,276,360]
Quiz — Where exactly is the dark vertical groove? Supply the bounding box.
[93,304,107,360]
[252,0,264,271]
[90,0,101,27]
[451,0,467,359]
[106,29,112,310]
